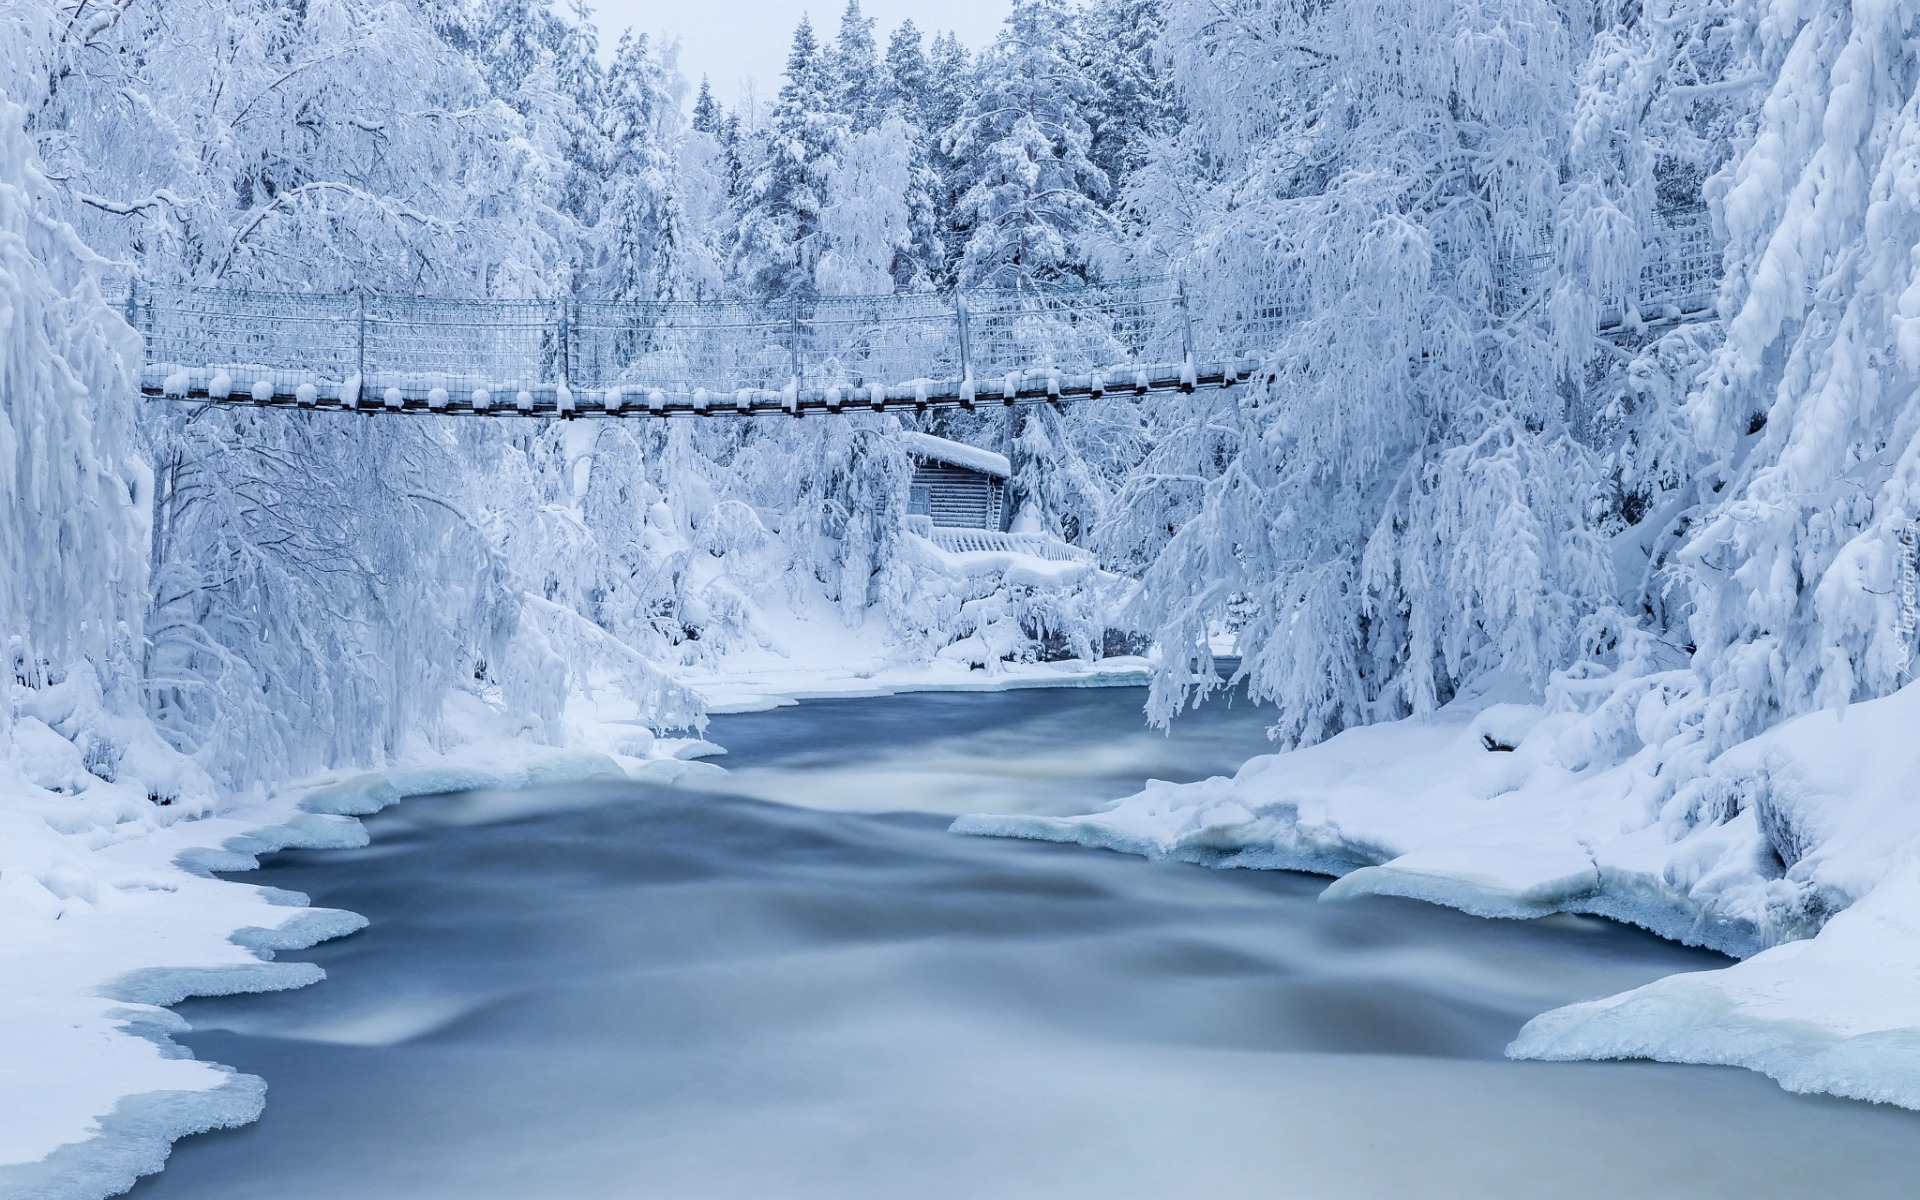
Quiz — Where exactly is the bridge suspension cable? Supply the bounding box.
[121,205,1721,420]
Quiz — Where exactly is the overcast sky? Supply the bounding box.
[585,0,1010,111]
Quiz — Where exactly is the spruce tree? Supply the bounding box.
[729,16,846,298]
[829,0,884,133]
[592,31,681,301]
[471,0,604,281]
[718,111,746,201]
[945,0,1108,287]
[922,31,974,286]
[692,76,721,135]
[1078,0,1179,197]
[877,20,942,288]
[881,21,931,117]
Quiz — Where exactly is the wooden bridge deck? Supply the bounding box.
[140,357,1260,417]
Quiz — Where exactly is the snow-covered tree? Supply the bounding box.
[1117,0,1610,742]
[816,114,918,294]
[691,75,722,135]
[945,0,1109,287]
[828,0,885,133]
[731,17,844,298]
[0,100,143,700]
[1077,0,1180,200]
[875,21,945,288]
[586,31,682,301]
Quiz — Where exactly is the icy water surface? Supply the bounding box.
[140,689,1920,1199]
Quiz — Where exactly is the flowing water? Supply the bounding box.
[136,688,1920,1199]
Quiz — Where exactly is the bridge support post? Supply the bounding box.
[789,293,802,384]
[354,291,366,385]
[556,299,571,389]
[1177,274,1197,394]
[954,295,971,389]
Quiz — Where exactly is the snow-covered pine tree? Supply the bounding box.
[588,31,682,301]
[881,20,932,115]
[675,105,740,300]
[692,76,722,135]
[945,0,1110,288]
[828,0,885,134]
[718,111,748,204]
[877,20,944,289]
[1076,0,1181,207]
[473,0,606,287]
[922,31,976,286]
[730,16,845,299]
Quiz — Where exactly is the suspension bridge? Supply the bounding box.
[123,206,1722,420]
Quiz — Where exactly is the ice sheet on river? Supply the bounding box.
[956,676,1920,1110]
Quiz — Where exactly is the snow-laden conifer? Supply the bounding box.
[946,0,1110,288]
[731,17,845,298]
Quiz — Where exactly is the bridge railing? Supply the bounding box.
[123,275,1215,407]
[1629,203,1720,322]
[117,204,1722,411]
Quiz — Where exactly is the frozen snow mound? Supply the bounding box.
[0,1073,266,1200]
[1509,869,1920,1109]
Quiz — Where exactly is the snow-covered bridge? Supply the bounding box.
[125,206,1721,420]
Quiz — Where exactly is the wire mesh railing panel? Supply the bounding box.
[573,298,784,394]
[799,293,962,389]
[140,283,358,396]
[962,277,1187,381]
[1639,203,1720,313]
[364,297,556,400]
[1203,276,1306,356]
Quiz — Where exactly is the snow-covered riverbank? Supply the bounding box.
[958,676,1920,1110]
[0,685,724,1200]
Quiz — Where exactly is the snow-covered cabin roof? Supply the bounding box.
[899,431,1011,478]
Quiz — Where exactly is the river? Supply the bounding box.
[132,687,1920,1199]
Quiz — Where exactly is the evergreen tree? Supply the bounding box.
[590,31,681,300]
[877,20,942,288]
[691,75,721,135]
[829,0,884,133]
[922,31,975,285]
[553,5,610,239]
[472,0,604,284]
[1077,0,1179,198]
[881,21,931,117]
[945,0,1108,287]
[922,32,974,153]
[729,16,846,298]
[718,111,746,201]
[471,0,568,103]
